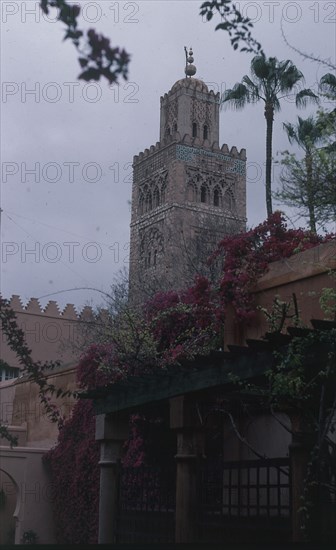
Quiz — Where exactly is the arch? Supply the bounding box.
[160,179,167,204]
[200,184,209,204]
[187,183,196,202]
[224,190,235,211]
[213,187,222,207]
[144,189,152,213]
[165,126,171,136]
[192,122,197,138]
[153,186,160,208]
[138,191,144,215]
[0,468,21,544]
[140,227,164,270]
[173,123,177,133]
[203,125,208,140]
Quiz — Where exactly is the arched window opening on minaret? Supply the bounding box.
[213,187,222,207]
[173,123,177,132]
[200,184,208,204]
[153,186,160,208]
[153,250,157,267]
[166,127,171,136]
[187,183,196,202]
[145,251,151,268]
[224,190,235,211]
[192,122,197,137]
[203,125,208,140]
[145,190,152,213]
[139,192,144,215]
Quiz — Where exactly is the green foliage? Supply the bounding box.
[271,328,336,540]
[0,425,18,448]
[269,329,336,402]
[223,56,318,217]
[257,294,301,333]
[320,271,336,320]
[200,0,263,55]
[0,296,76,433]
[39,1,130,84]
[277,109,336,231]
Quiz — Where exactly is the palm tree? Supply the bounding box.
[283,116,323,233]
[223,55,318,218]
[319,73,336,101]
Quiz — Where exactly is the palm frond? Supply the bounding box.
[279,65,304,92]
[221,83,250,109]
[241,75,260,101]
[283,122,297,145]
[295,89,319,108]
[273,97,281,112]
[251,55,271,80]
[284,115,323,151]
[319,73,336,99]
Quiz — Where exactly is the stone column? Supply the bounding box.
[170,395,205,543]
[95,413,129,544]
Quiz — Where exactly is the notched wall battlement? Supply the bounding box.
[160,77,220,100]
[5,295,99,321]
[133,133,246,164]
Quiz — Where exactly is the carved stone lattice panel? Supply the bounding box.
[191,99,212,124]
[166,98,178,130]
[138,171,168,215]
[185,167,239,212]
[140,226,164,269]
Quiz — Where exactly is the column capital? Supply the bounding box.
[95,412,129,442]
[169,395,203,431]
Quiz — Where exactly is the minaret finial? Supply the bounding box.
[184,46,196,78]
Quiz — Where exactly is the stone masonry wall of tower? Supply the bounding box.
[129,72,247,306]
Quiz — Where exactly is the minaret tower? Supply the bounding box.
[129,49,246,304]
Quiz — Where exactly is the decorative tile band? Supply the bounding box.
[176,144,246,175]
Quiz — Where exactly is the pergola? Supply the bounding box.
[83,322,333,544]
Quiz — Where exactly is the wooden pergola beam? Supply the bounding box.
[86,351,273,415]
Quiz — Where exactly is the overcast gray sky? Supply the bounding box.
[1,0,335,310]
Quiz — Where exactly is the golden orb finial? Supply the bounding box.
[184,46,197,78]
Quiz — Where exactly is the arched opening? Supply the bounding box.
[224,191,235,211]
[145,190,152,213]
[203,125,208,140]
[138,192,144,215]
[214,188,220,207]
[173,123,177,132]
[201,185,208,204]
[0,469,18,545]
[153,250,157,267]
[166,127,170,136]
[187,184,196,202]
[192,122,197,138]
[153,187,160,208]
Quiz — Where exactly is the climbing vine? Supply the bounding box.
[213,211,332,320]
[1,212,334,542]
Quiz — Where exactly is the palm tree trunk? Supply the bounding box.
[265,103,274,218]
[306,153,317,233]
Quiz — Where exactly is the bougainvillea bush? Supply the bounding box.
[43,212,334,543]
[43,345,111,544]
[44,345,173,543]
[213,211,332,319]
